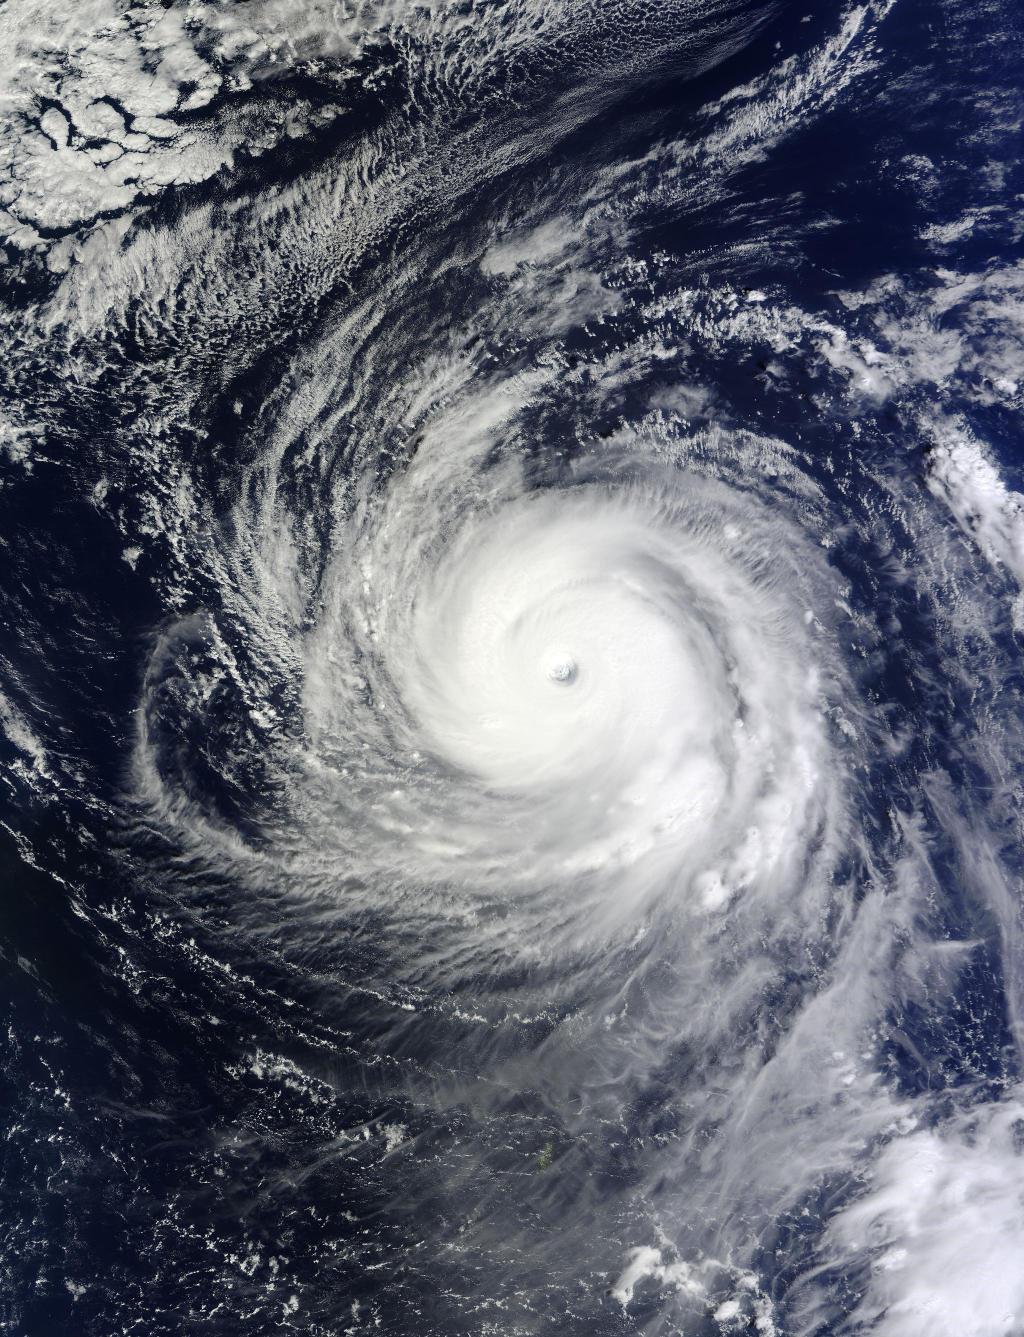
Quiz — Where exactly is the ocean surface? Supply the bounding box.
[1,0,1023,1333]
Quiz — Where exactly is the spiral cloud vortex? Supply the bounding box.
[1,0,1023,1332]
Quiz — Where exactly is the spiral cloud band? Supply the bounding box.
[1,0,1023,1332]
[299,444,845,920]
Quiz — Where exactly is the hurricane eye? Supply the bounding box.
[546,655,578,683]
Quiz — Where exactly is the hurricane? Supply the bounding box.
[2,0,1023,1333]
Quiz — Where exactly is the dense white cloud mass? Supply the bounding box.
[822,1093,1024,1337]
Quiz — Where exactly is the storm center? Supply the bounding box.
[547,655,578,684]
